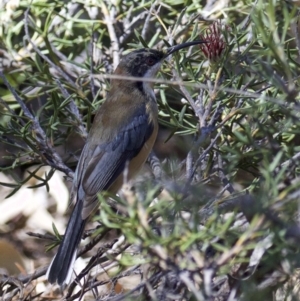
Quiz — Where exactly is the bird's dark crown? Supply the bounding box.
[119,48,164,78]
[118,40,207,78]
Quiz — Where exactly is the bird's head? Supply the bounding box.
[112,40,205,99]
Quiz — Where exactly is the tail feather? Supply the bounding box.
[47,200,86,286]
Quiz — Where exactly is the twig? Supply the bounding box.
[239,0,258,31]
[141,1,157,39]
[24,8,78,91]
[202,67,223,123]
[78,230,113,258]
[179,271,205,301]
[17,266,48,284]
[291,10,300,60]
[92,72,298,116]
[172,68,202,125]
[189,130,222,183]
[67,241,131,300]
[101,1,120,69]
[26,232,57,241]
[217,152,235,194]
[55,78,88,138]
[280,151,300,169]
[208,101,222,127]
[195,89,205,127]
[119,11,149,46]
[8,230,115,287]
[186,150,194,182]
[0,275,24,298]
[1,288,21,300]
[90,27,97,100]
[66,243,114,298]
[198,192,254,223]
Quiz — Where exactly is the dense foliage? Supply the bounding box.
[1,0,300,300]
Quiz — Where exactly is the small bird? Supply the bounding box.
[47,40,205,286]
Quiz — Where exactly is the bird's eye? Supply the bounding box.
[145,57,156,66]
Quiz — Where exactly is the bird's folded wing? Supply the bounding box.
[79,107,154,214]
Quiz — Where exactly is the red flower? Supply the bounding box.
[199,20,226,62]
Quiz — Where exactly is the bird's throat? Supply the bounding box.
[140,62,161,101]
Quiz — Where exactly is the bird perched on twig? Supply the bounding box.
[47,40,205,286]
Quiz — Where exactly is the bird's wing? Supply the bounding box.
[76,105,154,217]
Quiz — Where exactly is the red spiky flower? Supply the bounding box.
[199,20,226,62]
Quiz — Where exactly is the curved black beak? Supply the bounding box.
[165,40,206,57]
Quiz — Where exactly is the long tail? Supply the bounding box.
[47,200,86,286]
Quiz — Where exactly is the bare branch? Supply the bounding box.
[101,1,120,69]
